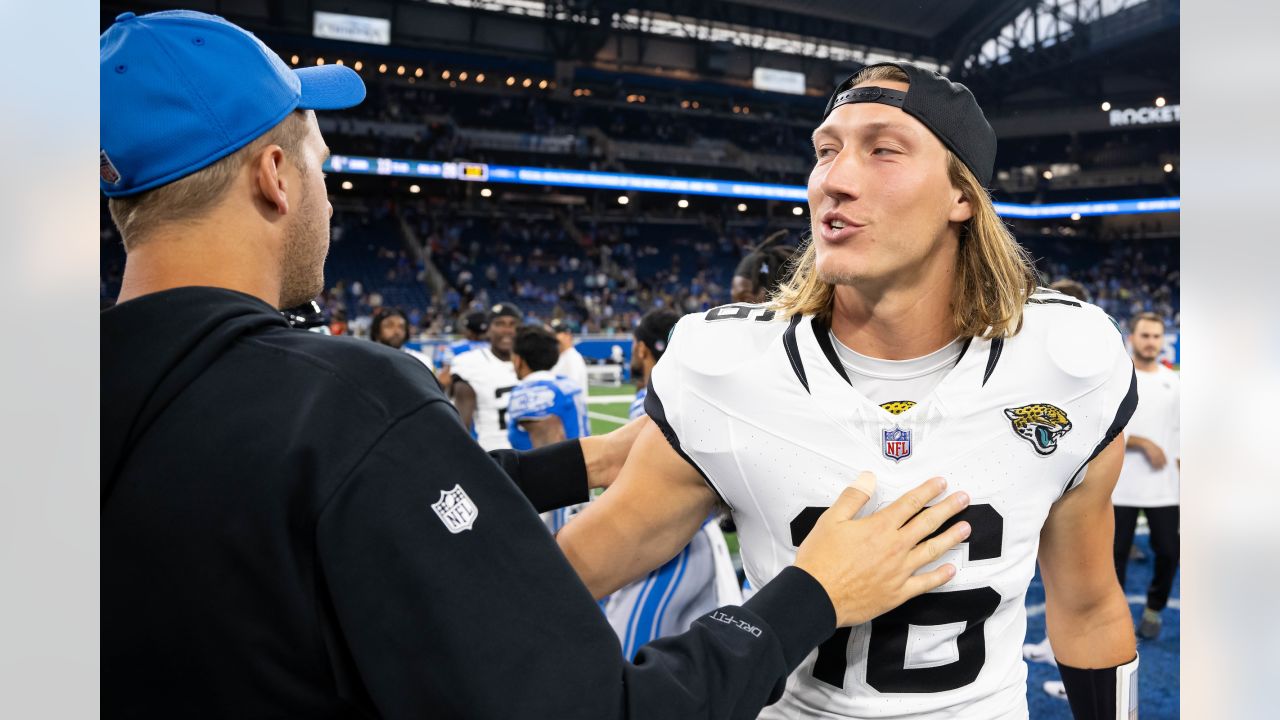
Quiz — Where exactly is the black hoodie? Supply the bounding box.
[102,287,835,719]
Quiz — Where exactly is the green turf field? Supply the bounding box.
[587,382,637,435]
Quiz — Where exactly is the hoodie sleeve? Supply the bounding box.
[315,400,834,720]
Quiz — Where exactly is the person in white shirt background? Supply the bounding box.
[550,318,589,395]
[1112,311,1180,640]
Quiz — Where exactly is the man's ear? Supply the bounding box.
[948,188,973,224]
[254,145,290,216]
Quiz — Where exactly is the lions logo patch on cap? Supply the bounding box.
[1004,403,1072,456]
[100,149,121,185]
[431,484,479,533]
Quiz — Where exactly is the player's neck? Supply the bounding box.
[491,348,512,361]
[827,278,956,361]
[1133,356,1160,373]
[116,224,283,308]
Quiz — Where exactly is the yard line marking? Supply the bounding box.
[589,411,631,425]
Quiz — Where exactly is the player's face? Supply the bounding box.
[806,80,971,289]
[280,113,334,308]
[377,315,408,348]
[489,316,519,353]
[1130,319,1164,362]
[630,342,649,379]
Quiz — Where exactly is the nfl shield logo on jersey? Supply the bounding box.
[431,484,479,533]
[882,426,912,462]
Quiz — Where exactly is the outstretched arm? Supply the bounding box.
[1039,434,1137,667]
[451,378,476,430]
[558,421,718,599]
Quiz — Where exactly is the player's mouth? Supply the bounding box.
[819,211,867,242]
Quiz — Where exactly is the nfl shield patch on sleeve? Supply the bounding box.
[432,484,479,533]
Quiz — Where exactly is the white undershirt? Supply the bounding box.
[829,332,965,407]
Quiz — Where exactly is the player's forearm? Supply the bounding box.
[1044,587,1136,668]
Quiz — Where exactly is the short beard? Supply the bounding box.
[279,179,329,308]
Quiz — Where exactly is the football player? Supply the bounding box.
[436,309,490,390]
[559,62,1139,720]
[507,325,591,532]
[450,302,520,451]
[605,308,744,659]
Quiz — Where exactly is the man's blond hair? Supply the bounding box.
[107,110,311,250]
[770,65,1037,339]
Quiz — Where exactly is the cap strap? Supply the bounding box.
[826,86,907,117]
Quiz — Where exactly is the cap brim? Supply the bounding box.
[295,65,366,110]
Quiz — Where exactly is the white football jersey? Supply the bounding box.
[646,294,1135,720]
[450,348,518,451]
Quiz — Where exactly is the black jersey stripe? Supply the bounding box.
[642,383,732,509]
[982,337,1004,387]
[954,337,974,366]
[1062,367,1139,496]
[810,315,853,386]
[1027,297,1082,308]
[782,314,810,393]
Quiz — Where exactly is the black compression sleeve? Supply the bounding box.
[1058,657,1137,719]
[487,440,590,513]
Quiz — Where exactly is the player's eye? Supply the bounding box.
[871,147,899,156]
[815,146,837,160]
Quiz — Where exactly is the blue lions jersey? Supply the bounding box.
[506,371,589,452]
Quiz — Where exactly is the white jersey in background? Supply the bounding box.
[449,347,518,451]
[646,294,1135,720]
[1112,364,1180,507]
[552,346,589,398]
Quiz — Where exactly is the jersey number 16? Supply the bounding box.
[790,504,1004,694]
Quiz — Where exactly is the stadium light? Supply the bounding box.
[1164,163,1174,173]
[397,65,406,76]
[1070,212,1081,221]
[354,61,363,71]
[335,59,344,66]
[1042,170,1054,180]
[415,68,424,78]
[617,195,630,205]
[523,78,533,88]
[538,79,548,89]
[316,57,325,65]
[379,64,387,73]
[441,70,451,80]
[1101,101,1111,111]
[792,206,804,216]
[1155,96,1166,107]
[737,203,748,212]
[476,73,485,83]
[506,76,516,86]
[677,198,689,208]
[692,101,700,109]
[681,100,690,108]
[742,106,750,114]
[290,54,299,65]
[480,188,493,198]
[409,184,421,194]
[733,106,741,113]
[341,181,353,190]
[460,71,469,81]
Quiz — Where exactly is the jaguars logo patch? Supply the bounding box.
[879,400,917,416]
[1004,403,1072,456]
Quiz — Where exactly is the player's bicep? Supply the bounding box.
[1039,433,1125,612]
[557,421,717,599]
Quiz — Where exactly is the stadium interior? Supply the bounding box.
[100,2,1180,716]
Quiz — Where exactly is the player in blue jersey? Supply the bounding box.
[508,325,591,533]
[605,308,744,659]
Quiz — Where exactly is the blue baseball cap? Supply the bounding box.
[100,10,366,197]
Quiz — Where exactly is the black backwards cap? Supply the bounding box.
[634,308,681,359]
[823,61,996,186]
[489,302,523,321]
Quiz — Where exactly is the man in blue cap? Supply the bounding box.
[100,11,970,719]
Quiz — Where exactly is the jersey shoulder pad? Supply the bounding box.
[1018,292,1129,389]
[664,304,789,378]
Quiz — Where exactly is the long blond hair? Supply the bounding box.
[770,66,1037,339]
